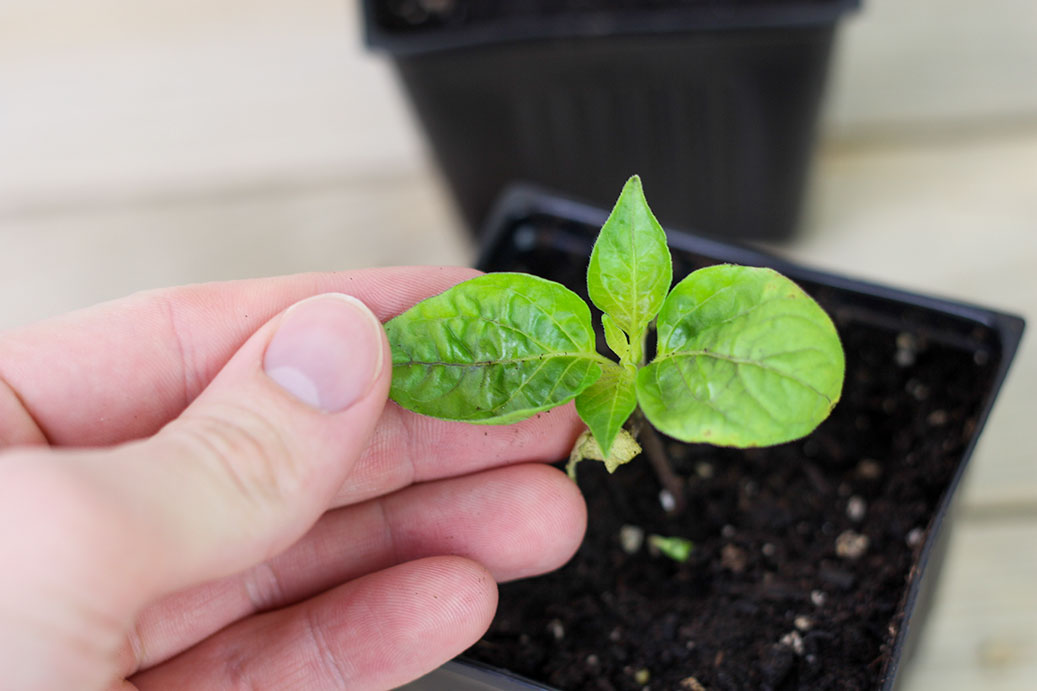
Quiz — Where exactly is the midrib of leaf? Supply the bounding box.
[601,375,631,436]
[664,294,827,352]
[614,225,643,333]
[399,318,565,356]
[394,352,610,368]
[652,349,835,404]
[403,311,586,355]
[399,353,599,419]
[577,364,635,456]
[582,367,630,410]
[483,357,597,417]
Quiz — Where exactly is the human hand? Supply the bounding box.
[0,267,587,690]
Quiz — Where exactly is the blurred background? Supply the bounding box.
[1,0,1034,688]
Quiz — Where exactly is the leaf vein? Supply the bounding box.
[657,350,834,404]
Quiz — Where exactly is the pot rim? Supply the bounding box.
[361,0,862,57]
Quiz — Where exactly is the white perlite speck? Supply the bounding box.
[547,619,564,640]
[780,631,805,655]
[846,495,867,522]
[836,530,870,559]
[906,527,925,547]
[619,525,645,554]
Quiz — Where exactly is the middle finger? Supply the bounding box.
[121,462,586,675]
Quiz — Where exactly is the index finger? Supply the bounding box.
[0,267,478,447]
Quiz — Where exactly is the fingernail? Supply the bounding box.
[263,294,384,413]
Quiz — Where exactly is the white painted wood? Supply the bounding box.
[900,519,1037,690]
[0,171,470,329]
[0,0,427,211]
[823,0,1037,137]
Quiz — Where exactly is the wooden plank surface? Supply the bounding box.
[0,171,471,329]
[0,0,426,211]
[899,519,1037,691]
[825,0,1037,137]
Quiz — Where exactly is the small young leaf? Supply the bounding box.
[387,273,603,424]
[648,535,694,563]
[566,428,642,479]
[637,265,845,446]
[574,361,637,457]
[601,314,629,362]
[587,175,672,345]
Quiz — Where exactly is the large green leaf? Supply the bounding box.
[637,265,845,446]
[587,175,672,348]
[574,361,637,457]
[386,273,603,424]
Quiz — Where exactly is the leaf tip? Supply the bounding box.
[621,174,645,200]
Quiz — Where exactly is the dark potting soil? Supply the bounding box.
[465,226,997,690]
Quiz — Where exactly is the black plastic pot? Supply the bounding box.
[399,185,1024,690]
[361,0,860,240]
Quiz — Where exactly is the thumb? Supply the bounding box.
[124,292,392,598]
[2,293,390,619]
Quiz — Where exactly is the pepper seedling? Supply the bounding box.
[385,176,845,488]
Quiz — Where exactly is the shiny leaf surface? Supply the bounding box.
[587,175,672,345]
[387,273,602,424]
[574,361,637,457]
[637,265,845,446]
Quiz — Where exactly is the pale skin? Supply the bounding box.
[0,267,588,690]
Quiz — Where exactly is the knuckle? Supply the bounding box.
[241,561,285,613]
[166,404,300,514]
[220,643,260,691]
[302,606,351,688]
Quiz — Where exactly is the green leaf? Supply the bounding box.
[387,273,603,424]
[587,175,672,345]
[601,313,629,361]
[637,265,845,446]
[648,535,694,563]
[574,361,638,457]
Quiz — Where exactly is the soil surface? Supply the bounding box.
[465,222,1000,690]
